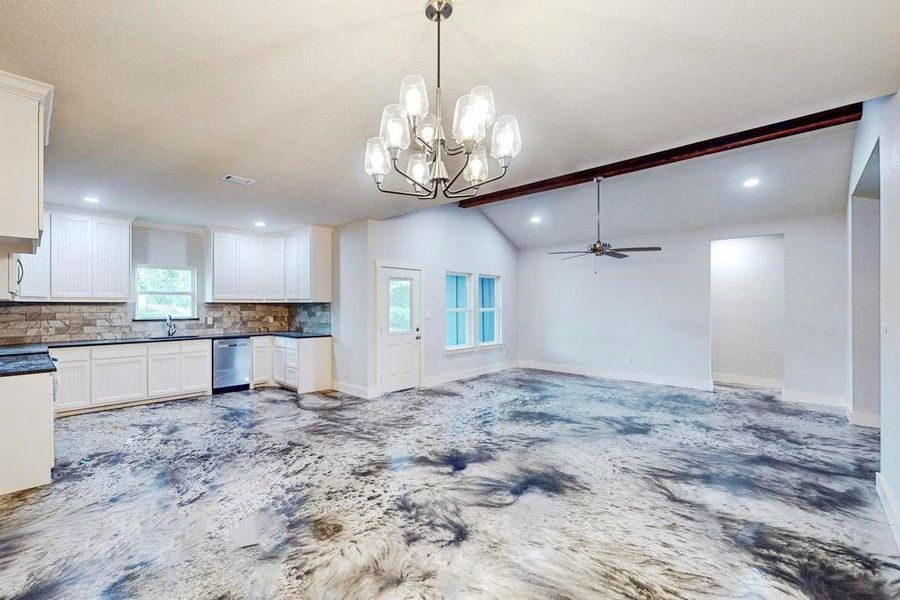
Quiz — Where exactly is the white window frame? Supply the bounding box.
[477,274,502,346]
[133,264,198,321]
[445,271,474,351]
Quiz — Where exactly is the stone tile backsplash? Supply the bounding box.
[0,302,331,345]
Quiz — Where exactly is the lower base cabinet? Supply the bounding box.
[51,340,212,414]
[253,335,331,393]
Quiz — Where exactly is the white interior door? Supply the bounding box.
[378,266,421,394]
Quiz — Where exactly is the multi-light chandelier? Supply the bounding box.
[363,0,521,199]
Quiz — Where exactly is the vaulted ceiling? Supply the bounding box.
[1,1,898,230]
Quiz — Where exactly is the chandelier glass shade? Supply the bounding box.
[363,0,521,199]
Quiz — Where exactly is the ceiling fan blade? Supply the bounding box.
[562,252,594,260]
[609,247,662,252]
[547,250,591,255]
[604,251,628,259]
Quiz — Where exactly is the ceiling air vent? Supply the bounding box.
[220,174,255,186]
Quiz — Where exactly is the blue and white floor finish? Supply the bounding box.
[0,369,897,598]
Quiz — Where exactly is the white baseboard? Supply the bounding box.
[332,380,380,400]
[876,472,900,553]
[848,410,881,428]
[422,361,518,387]
[518,360,712,391]
[782,388,846,409]
[713,372,783,389]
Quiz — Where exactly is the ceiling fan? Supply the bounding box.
[548,177,662,260]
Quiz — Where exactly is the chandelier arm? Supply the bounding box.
[392,158,435,193]
[443,152,471,190]
[376,181,434,198]
[415,137,434,153]
[445,166,508,195]
[442,186,478,199]
[443,144,466,156]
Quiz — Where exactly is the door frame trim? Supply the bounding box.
[375,260,425,396]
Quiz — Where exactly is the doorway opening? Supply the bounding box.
[710,234,785,389]
[848,142,881,427]
[376,264,422,394]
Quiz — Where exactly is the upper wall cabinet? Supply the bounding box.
[8,209,132,302]
[206,226,331,303]
[0,71,53,249]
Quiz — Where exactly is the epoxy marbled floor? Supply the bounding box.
[0,369,897,598]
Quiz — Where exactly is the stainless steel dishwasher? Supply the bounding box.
[213,338,251,393]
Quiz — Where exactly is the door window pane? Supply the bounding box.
[389,278,412,333]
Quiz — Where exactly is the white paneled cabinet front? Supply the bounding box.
[48,210,131,301]
[252,336,273,386]
[14,213,51,298]
[52,340,211,414]
[207,226,331,302]
[91,345,148,405]
[92,217,131,298]
[50,212,93,298]
[148,343,181,398]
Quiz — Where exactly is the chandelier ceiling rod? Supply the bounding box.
[363,0,522,200]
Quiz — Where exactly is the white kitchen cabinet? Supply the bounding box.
[181,340,212,394]
[11,212,51,298]
[51,211,94,298]
[264,238,285,300]
[0,371,54,496]
[148,342,181,398]
[212,232,240,300]
[207,226,331,302]
[284,342,299,389]
[252,336,273,386]
[50,347,92,412]
[238,235,264,299]
[273,338,287,385]
[0,71,52,248]
[92,217,131,299]
[90,344,148,405]
[297,337,333,394]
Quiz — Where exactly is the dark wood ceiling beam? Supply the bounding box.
[458,102,863,209]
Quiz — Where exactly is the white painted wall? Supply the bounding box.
[852,93,900,549]
[711,235,785,387]
[132,224,205,279]
[331,204,518,397]
[519,212,846,402]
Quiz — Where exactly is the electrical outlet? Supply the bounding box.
[206,316,213,325]
[267,316,274,323]
[624,356,632,366]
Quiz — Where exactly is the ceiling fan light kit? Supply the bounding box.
[364,0,521,200]
[549,178,662,261]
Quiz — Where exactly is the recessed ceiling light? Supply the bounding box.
[83,196,100,203]
[530,215,542,224]
[254,221,266,228]
[743,178,760,188]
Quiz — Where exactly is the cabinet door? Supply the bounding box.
[53,355,91,412]
[148,344,181,398]
[284,234,300,300]
[284,345,299,388]
[91,352,148,406]
[264,238,285,301]
[15,213,51,298]
[296,230,312,300]
[273,347,286,384]
[238,235,263,299]
[213,233,240,299]
[297,338,332,394]
[181,347,211,394]
[0,90,40,242]
[51,212,93,298]
[253,346,273,385]
[93,217,130,299]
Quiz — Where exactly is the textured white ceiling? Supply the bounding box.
[479,125,856,248]
[0,1,898,230]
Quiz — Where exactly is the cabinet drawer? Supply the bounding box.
[285,348,298,369]
[50,346,91,362]
[92,343,147,360]
[148,341,180,355]
[274,336,287,349]
[180,339,211,353]
[252,336,273,348]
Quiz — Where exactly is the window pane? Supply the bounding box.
[136,294,194,319]
[446,274,467,309]
[445,311,468,347]
[136,267,192,293]
[479,276,496,309]
[389,278,412,333]
[480,310,496,343]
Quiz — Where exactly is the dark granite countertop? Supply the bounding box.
[0,352,56,378]
[0,332,331,352]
